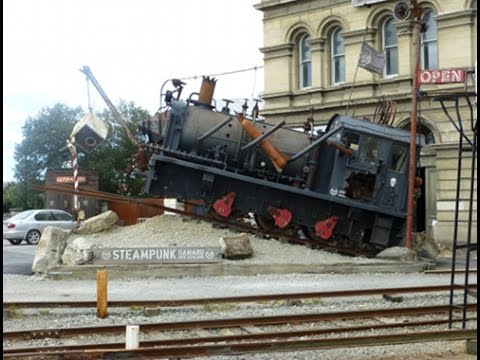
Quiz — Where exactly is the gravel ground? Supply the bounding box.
[3,272,477,359]
[71,214,395,265]
[3,214,476,359]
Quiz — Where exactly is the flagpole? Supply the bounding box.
[405,0,422,250]
[346,27,368,116]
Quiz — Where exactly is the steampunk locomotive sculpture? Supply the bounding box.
[140,77,424,255]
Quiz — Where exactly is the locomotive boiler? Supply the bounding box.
[140,77,424,255]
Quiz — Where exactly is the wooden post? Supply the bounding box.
[96,270,108,318]
[126,325,140,349]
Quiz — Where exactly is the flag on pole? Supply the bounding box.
[358,41,385,74]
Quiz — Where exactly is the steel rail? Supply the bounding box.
[3,329,476,359]
[3,317,476,354]
[3,304,477,341]
[3,284,477,309]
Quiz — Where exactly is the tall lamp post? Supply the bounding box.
[405,0,423,249]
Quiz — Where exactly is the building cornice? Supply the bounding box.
[254,0,297,11]
[255,0,349,20]
[343,28,378,45]
[435,10,477,30]
[309,37,326,52]
[260,43,294,59]
[395,20,413,37]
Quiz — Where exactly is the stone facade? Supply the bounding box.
[255,0,477,248]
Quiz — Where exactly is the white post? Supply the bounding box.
[67,137,79,220]
[125,325,140,349]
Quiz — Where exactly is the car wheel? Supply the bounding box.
[8,239,23,245]
[26,230,41,245]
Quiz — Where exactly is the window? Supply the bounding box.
[53,211,73,221]
[382,17,398,76]
[34,212,51,221]
[299,34,312,88]
[421,10,438,70]
[331,28,345,84]
[390,144,408,173]
[341,131,360,154]
[359,136,379,165]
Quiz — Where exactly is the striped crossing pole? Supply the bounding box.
[67,137,79,219]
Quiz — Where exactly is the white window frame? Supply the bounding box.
[299,34,312,89]
[382,17,398,77]
[331,28,345,85]
[421,9,438,70]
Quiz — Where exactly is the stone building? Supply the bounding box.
[254,0,477,247]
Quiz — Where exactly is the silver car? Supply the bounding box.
[3,209,77,245]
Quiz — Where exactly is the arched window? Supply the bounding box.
[382,17,398,76]
[299,34,312,88]
[421,10,438,70]
[331,28,345,84]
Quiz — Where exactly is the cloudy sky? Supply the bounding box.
[3,0,264,182]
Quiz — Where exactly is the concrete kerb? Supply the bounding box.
[46,260,435,280]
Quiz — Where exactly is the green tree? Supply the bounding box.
[82,100,150,195]
[13,101,150,206]
[14,104,84,209]
[14,104,84,180]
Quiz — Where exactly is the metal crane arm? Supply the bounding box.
[79,65,138,147]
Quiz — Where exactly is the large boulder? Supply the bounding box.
[376,246,417,261]
[32,227,71,273]
[219,233,253,260]
[412,232,441,260]
[62,237,95,266]
[74,210,119,235]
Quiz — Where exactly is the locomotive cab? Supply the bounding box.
[321,115,423,215]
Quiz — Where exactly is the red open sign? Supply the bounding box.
[418,68,466,84]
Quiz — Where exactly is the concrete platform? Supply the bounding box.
[46,260,435,280]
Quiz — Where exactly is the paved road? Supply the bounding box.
[3,239,36,275]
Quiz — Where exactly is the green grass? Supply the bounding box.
[7,306,24,319]
[202,303,236,313]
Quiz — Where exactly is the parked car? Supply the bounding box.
[3,209,77,245]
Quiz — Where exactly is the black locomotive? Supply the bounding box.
[140,77,424,255]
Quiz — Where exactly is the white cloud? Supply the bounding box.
[3,0,264,182]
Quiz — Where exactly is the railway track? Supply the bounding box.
[3,284,477,309]
[4,283,477,358]
[4,304,477,342]
[3,306,476,358]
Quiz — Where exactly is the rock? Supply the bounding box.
[219,233,253,260]
[439,248,453,257]
[32,227,71,273]
[62,237,95,266]
[412,232,441,260]
[376,246,417,261]
[466,339,477,355]
[382,294,404,303]
[74,210,119,235]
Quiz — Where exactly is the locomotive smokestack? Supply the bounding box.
[198,76,217,107]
